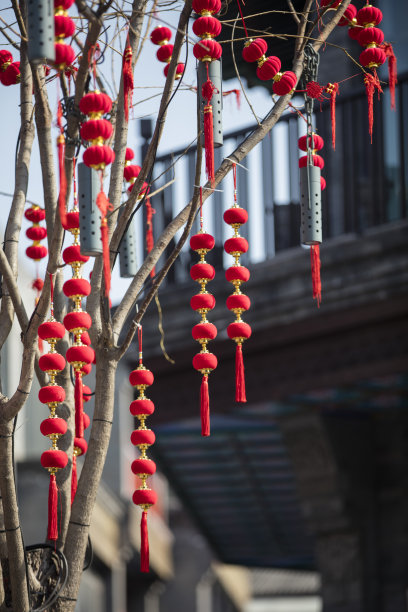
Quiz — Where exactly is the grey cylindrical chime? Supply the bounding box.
[119,215,138,278]
[197,59,223,148]
[77,163,103,256]
[299,164,322,245]
[27,0,55,64]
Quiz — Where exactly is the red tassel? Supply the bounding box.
[122,41,134,122]
[325,82,339,150]
[141,510,149,572]
[202,68,217,188]
[75,370,84,438]
[364,71,383,144]
[200,374,210,436]
[223,88,241,109]
[96,189,113,297]
[310,244,322,307]
[145,198,156,278]
[71,454,77,505]
[57,102,67,228]
[382,42,397,110]
[48,473,58,541]
[235,343,247,403]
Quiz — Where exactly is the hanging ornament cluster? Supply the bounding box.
[242,37,296,95]
[79,90,115,296]
[190,189,217,436]
[150,26,184,80]
[129,326,157,573]
[0,50,20,86]
[38,276,68,541]
[224,165,251,403]
[298,133,326,191]
[25,205,48,262]
[192,0,223,185]
[53,0,76,71]
[123,147,149,198]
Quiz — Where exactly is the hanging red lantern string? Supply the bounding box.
[190,188,217,434]
[25,205,48,262]
[0,49,20,86]
[381,42,398,110]
[223,165,251,402]
[129,326,157,573]
[80,90,115,297]
[150,26,185,80]
[38,274,68,541]
[53,0,76,72]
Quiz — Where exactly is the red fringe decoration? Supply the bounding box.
[364,71,383,144]
[71,454,77,505]
[141,510,149,573]
[75,370,84,438]
[200,374,210,437]
[122,40,134,122]
[96,189,113,297]
[146,198,156,278]
[310,244,321,307]
[223,88,241,109]
[57,103,67,228]
[48,473,58,541]
[382,42,397,110]
[235,343,246,403]
[202,71,217,187]
[326,82,339,150]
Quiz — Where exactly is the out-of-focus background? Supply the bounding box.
[1,0,408,610]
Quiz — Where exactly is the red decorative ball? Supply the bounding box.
[131,458,156,476]
[227,321,252,340]
[156,44,174,63]
[26,226,47,241]
[298,134,324,152]
[63,245,89,265]
[192,322,217,340]
[38,321,65,341]
[193,352,217,372]
[0,50,13,68]
[129,368,154,387]
[190,233,215,251]
[66,345,94,366]
[339,4,357,26]
[127,181,149,197]
[125,147,134,161]
[359,47,386,68]
[357,5,382,27]
[54,15,75,39]
[54,0,75,9]
[242,38,267,63]
[130,399,155,416]
[298,154,325,169]
[26,245,48,260]
[82,385,92,403]
[224,236,249,255]
[41,449,68,470]
[81,363,92,376]
[132,489,157,507]
[25,207,46,223]
[40,418,67,437]
[226,294,251,312]
[131,429,156,446]
[81,331,91,346]
[357,26,384,48]
[39,385,66,404]
[62,210,80,230]
[192,15,222,38]
[192,0,221,15]
[79,91,113,116]
[257,56,281,81]
[348,26,361,41]
[74,437,88,456]
[80,118,113,142]
[193,38,222,62]
[54,43,75,69]
[150,26,172,45]
[223,208,248,225]
[124,164,141,182]
[272,71,297,95]
[63,311,92,332]
[225,266,250,283]
[190,263,215,281]
[63,278,91,299]
[190,294,216,311]
[33,277,44,292]
[83,144,115,170]
[321,176,327,190]
[0,61,20,86]
[83,412,91,428]
[164,63,184,79]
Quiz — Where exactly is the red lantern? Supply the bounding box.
[54,14,75,39]
[164,63,184,79]
[0,61,20,86]
[357,26,384,48]
[359,47,386,69]
[0,50,13,71]
[242,38,268,63]
[192,0,221,15]
[80,118,113,143]
[25,205,48,262]
[79,91,112,117]
[338,4,357,26]
[193,38,222,62]
[356,5,382,27]
[156,44,174,63]
[192,15,222,39]
[272,71,297,95]
[150,26,172,45]
[256,56,281,81]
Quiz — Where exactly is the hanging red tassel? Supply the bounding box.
[57,102,67,228]
[122,39,134,122]
[140,510,149,573]
[200,374,210,437]
[364,71,383,144]
[310,244,321,307]
[145,198,156,278]
[96,189,113,297]
[381,42,397,110]
[75,369,84,438]
[48,473,58,541]
[223,88,241,109]
[202,70,217,187]
[235,344,246,403]
[325,82,339,150]
[71,454,77,505]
